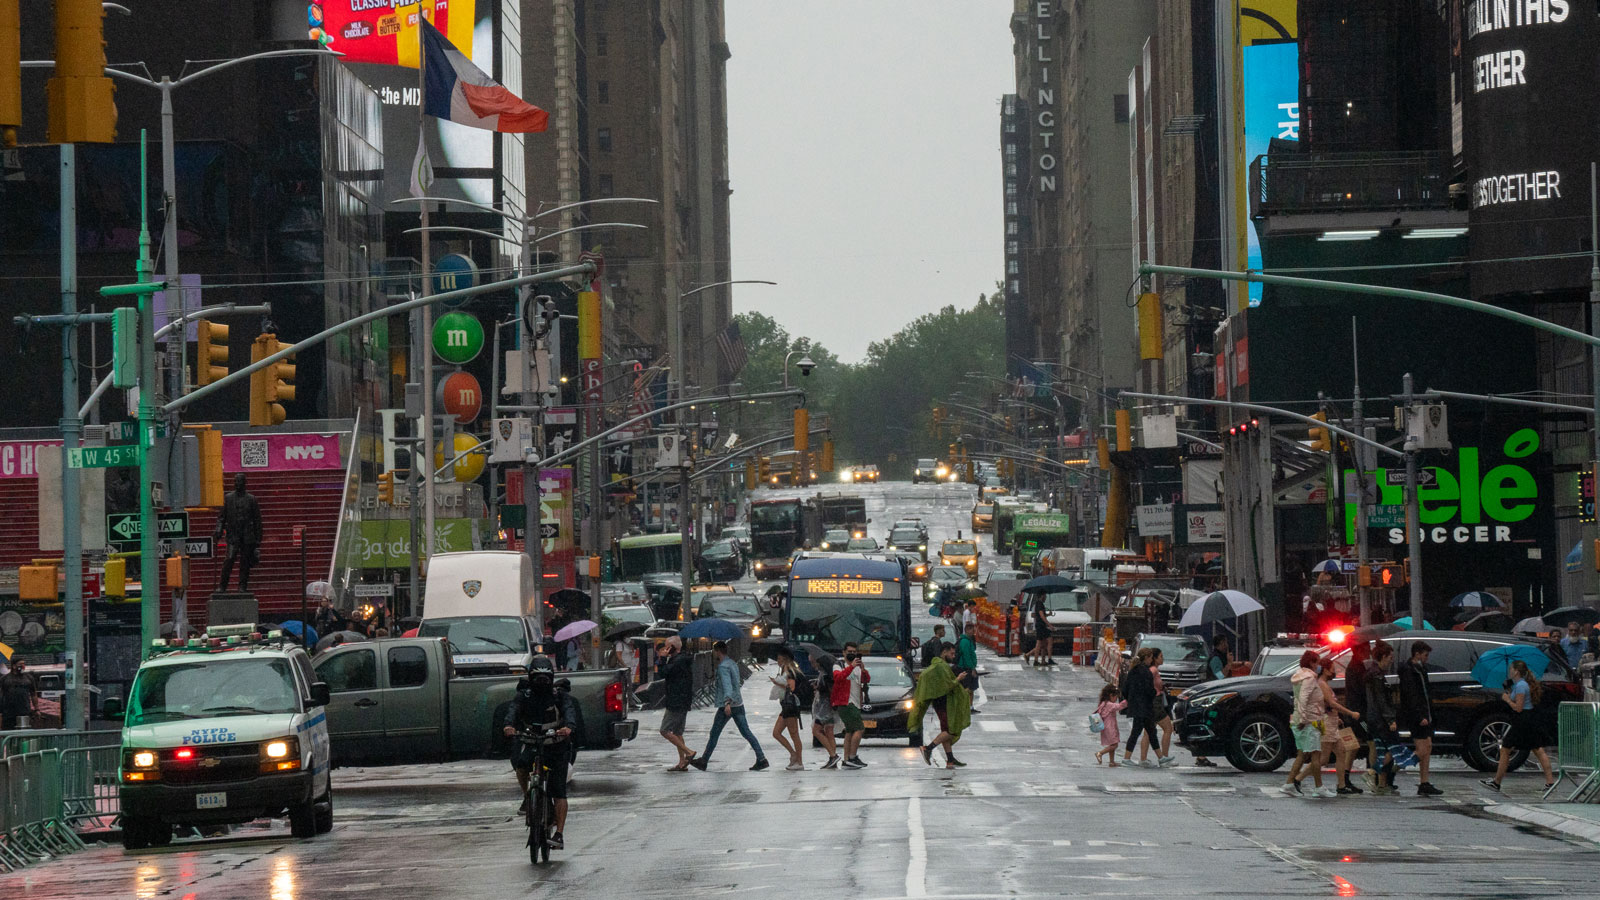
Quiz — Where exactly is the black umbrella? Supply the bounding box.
[1457,610,1515,634]
[602,621,649,643]
[314,630,369,653]
[1540,606,1600,629]
[1347,622,1402,643]
[795,642,825,660]
[1021,575,1083,594]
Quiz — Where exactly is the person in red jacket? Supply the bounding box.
[830,642,871,768]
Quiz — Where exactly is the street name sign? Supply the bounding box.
[68,445,141,469]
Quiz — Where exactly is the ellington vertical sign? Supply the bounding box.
[1032,1,1057,193]
[1464,0,1598,300]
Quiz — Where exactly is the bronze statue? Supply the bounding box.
[214,473,263,592]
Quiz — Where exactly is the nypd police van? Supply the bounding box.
[104,625,333,850]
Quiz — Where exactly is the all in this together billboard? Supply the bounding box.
[1463,0,1599,299]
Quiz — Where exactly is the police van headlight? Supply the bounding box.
[131,750,156,769]
[260,736,302,772]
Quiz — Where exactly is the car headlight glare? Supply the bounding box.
[265,740,291,759]
[902,699,914,710]
[132,750,156,768]
[1189,692,1236,709]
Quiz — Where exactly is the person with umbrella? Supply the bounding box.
[1561,622,1588,670]
[689,641,770,772]
[1481,656,1556,793]
[554,620,598,672]
[1032,594,1056,667]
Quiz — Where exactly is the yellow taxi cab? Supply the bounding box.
[939,537,980,574]
[971,501,995,533]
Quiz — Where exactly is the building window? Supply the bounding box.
[1005,122,1016,133]
[1113,93,1130,123]
[1007,241,1019,255]
[597,174,614,196]
[1009,280,1020,292]
[1007,221,1018,236]
[596,33,608,56]
[1005,143,1016,158]
[597,127,612,152]
[1006,182,1017,196]
[1007,201,1018,216]
[1007,260,1019,274]
[1007,163,1017,177]
[598,81,610,104]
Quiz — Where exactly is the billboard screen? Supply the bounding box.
[312,0,476,67]
[1464,0,1598,299]
[1241,40,1300,307]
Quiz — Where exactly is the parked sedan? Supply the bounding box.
[1172,630,1579,773]
[697,539,746,581]
[858,655,919,745]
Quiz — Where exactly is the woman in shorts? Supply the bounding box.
[769,647,806,771]
[809,652,840,770]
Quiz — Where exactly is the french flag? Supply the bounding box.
[421,18,548,134]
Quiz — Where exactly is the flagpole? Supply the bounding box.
[418,17,437,567]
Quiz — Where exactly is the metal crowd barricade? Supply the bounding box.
[0,729,120,759]
[0,750,84,872]
[60,745,121,828]
[1549,701,1600,803]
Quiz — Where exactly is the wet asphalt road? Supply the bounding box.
[10,482,1600,898]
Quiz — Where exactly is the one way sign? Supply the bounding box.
[1385,468,1437,488]
[106,512,189,549]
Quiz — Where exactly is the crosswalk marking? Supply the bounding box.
[977,719,1018,732]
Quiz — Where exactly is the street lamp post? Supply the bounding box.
[672,280,775,613]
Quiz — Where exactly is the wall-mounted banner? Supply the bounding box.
[312,0,476,67]
[224,434,343,472]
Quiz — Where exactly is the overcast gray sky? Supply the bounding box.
[724,2,1015,363]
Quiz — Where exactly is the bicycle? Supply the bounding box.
[518,728,562,865]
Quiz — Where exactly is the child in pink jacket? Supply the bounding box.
[1095,683,1127,766]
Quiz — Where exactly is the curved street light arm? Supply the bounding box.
[1117,390,1402,459]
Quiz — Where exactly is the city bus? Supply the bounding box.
[785,556,910,662]
[611,532,684,582]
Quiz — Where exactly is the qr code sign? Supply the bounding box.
[240,440,269,469]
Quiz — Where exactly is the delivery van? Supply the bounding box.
[420,551,545,677]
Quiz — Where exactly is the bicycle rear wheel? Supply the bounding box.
[528,782,547,865]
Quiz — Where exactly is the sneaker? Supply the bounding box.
[921,745,935,766]
[549,831,564,850]
[840,758,865,769]
[689,757,708,771]
[848,756,867,767]
[1361,770,1376,792]
[1157,756,1175,768]
[750,758,771,771]
[1279,781,1302,796]
[785,762,804,771]
[821,756,840,770]
[1140,760,1159,769]
[1417,782,1443,797]
[1337,785,1361,796]
[1480,778,1502,793]
[1317,786,1339,798]
[946,755,967,767]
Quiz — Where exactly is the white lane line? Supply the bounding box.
[906,795,927,898]
[977,719,1017,732]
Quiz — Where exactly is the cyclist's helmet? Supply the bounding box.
[520,655,557,693]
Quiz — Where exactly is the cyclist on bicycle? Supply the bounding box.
[503,659,574,849]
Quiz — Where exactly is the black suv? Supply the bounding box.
[1171,631,1579,773]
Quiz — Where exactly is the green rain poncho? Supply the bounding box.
[910,656,972,742]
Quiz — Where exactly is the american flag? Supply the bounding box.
[716,320,749,375]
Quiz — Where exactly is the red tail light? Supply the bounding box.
[604,680,625,714]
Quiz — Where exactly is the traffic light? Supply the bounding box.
[793,408,810,452]
[758,456,771,482]
[103,557,126,598]
[821,438,834,473]
[186,424,224,507]
[250,334,296,426]
[1309,411,1331,453]
[196,319,230,386]
[377,472,396,505]
[744,461,757,490]
[1,0,19,148]
[46,0,117,144]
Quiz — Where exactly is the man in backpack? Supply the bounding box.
[920,624,948,669]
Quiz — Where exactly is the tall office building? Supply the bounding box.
[523,0,734,393]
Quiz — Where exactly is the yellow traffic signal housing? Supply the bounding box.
[250,334,296,426]
[1309,411,1331,453]
[164,554,187,589]
[821,438,834,473]
[185,425,224,507]
[196,319,230,386]
[1358,564,1372,587]
[46,0,116,144]
[1,0,20,148]
[103,557,126,597]
[758,456,771,482]
[793,408,810,452]
[744,461,757,490]
[377,472,396,505]
[19,564,58,601]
